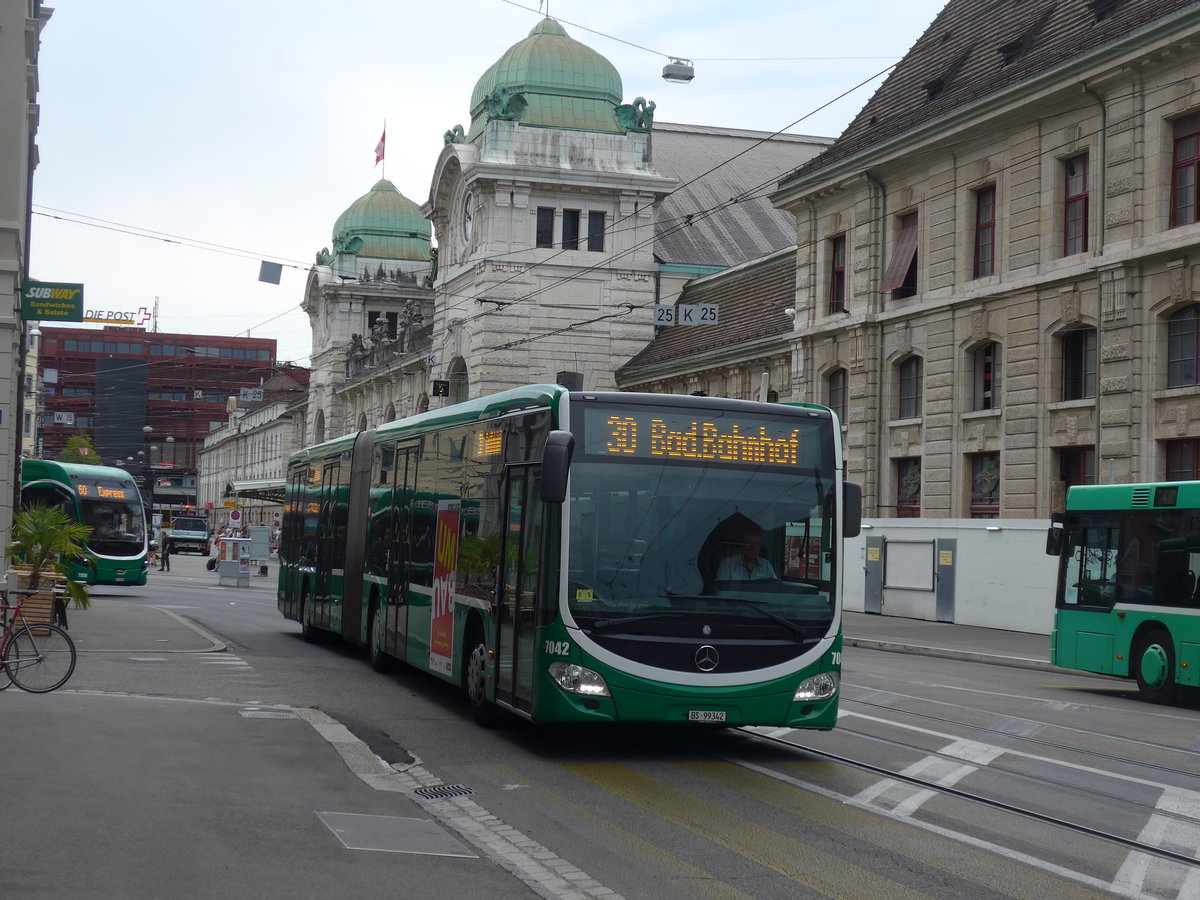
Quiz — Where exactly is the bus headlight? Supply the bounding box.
[548,661,610,697]
[793,672,839,702]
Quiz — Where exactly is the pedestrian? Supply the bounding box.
[158,530,171,572]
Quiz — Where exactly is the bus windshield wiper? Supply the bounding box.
[587,612,688,634]
[667,593,813,642]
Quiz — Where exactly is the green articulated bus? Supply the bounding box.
[20,459,149,586]
[278,385,861,727]
[1047,480,1200,702]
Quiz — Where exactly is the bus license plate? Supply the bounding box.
[688,710,726,723]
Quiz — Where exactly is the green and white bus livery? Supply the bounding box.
[20,459,149,586]
[279,386,861,726]
[1048,480,1200,702]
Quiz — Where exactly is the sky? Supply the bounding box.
[30,0,949,367]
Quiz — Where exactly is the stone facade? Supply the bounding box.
[424,119,673,397]
[302,266,434,443]
[774,1,1200,518]
[2,2,50,551]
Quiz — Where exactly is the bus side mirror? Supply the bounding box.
[1046,514,1065,556]
[540,430,575,504]
[842,482,862,538]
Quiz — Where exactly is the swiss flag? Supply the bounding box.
[374,129,386,166]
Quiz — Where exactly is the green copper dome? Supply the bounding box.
[332,179,431,261]
[467,18,624,139]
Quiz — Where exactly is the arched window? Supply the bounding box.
[826,368,848,424]
[314,410,325,444]
[448,357,469,404]
[1060,328,1097,400]
[898,356,923,419]
[1168,305,1200,388]
[972,342,1002,410]
[384,403,396,423]
[357,413,368,431]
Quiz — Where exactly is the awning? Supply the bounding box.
[224,479,286,503]
[880,212,919,292]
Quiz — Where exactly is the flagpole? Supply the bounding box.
[374,120,387,179]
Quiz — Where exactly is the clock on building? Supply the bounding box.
[463,191,475,242]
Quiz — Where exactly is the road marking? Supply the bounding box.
[725,750,1130,897]
[841,710,1190,792]
[1113,787,1200,898]
[853,739,1002,817]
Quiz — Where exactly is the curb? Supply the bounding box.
[844,636,1062,674]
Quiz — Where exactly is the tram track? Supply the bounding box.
[842,691,1200,781]
[733,726,1200,872]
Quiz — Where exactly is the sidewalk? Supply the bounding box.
[66,596,226,653]
[843,610,1056,672]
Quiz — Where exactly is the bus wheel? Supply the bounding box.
[368,603,390,673]
[1134,629,1176,703]
[300,589,319,644]
[465,636,499,727]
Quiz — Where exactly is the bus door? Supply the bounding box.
[280,467,308,619]
[387,444,419,653]
[495,465,544,714]
[315,461,339,621]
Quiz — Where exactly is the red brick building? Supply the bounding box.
[36,326,277,514]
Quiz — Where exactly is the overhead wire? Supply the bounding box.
[476,71,1200,353]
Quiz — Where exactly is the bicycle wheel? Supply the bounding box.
[3,623,76,693]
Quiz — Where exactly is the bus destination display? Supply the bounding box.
[73,479,131,501]
[583,407,817,467]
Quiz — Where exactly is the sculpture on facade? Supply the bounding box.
[332,233,364,255]
[482,86,527,121]
[370,317,390,347]
[423,248,439,289]
[397,300,424,352]
[315,247,334,266]
[616,97,655,132]
[443,124,467,144]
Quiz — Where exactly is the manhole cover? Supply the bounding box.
[414,783,475,800]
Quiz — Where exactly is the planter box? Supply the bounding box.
[5,568,65,625]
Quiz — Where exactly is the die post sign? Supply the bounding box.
[21,281,85,322]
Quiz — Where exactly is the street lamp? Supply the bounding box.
[142,425,155,526]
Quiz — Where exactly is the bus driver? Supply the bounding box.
[716,523,777,581]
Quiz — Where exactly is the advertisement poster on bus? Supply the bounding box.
[430,499,460,676]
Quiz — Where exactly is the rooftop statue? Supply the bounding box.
[615,97,655,132]
[483,86,527,121]
[444,124,467,144]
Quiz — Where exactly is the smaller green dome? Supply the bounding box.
[332,180,431,261]
[467,18,624,138]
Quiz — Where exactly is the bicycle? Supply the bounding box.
[0,588,77,693]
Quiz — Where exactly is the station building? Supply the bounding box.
[621,0,1200,521]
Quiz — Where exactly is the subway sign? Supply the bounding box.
[22,281,84,322]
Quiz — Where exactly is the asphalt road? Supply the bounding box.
[7,552,1199,899]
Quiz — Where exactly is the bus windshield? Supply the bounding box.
[81,498,146,556]
[565,454,838,639]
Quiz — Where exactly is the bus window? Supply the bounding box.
[1063,522,1119,607]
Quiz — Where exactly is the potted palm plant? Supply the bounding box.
[6,503,93,624]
